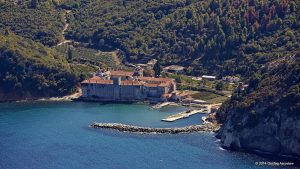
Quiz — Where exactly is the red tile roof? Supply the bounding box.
[158,83,171,87]
[81,77,113,85]
[81,72,174,87]
[89,76,102,81]
[139,76,173,82]
[121,81,143,86]
[144,83,159,87]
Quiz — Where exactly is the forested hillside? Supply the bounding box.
[66,0,300,76]
[1,0,299,76]
[216,52,300,158]
[0,31,78,101]
[0,0,64,46]
[0,0,299,101]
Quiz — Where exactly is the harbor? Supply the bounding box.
[0,102,277,169]
[151,101,221,122]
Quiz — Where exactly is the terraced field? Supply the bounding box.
[55,45,129,70]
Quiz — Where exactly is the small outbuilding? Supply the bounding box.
[222,76,240,83]
[202,75,216,80]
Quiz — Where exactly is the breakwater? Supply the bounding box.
[91,122,220,134]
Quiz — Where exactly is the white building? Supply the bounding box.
[202,75,216,80]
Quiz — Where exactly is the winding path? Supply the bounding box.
[57,10,73,46]
[55,11,133,68]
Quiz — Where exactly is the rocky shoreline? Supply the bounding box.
[0,88,82,103]
[90,122,220,134]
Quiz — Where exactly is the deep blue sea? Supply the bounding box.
[0,101,298,169]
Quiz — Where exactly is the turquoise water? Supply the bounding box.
[0,102,297,169]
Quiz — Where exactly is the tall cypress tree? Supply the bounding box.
[153,61,161,78]
[67,47,73,61]
[31,0,38,9]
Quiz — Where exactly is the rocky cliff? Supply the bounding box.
[217,52,300,160]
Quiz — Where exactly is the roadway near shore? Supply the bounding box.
[152,102,173,109]
[162,109,207,122]
[152,102,221,122]
[38,88,82,101]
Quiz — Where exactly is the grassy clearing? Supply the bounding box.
[165,72,233,104]
[191,91,220,100]
[190,90,229,104]
[55,45,128,70]
[206,96,229,104]
[70,64,97,79]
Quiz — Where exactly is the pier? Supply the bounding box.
[161,109,207,122]
[91,122,220,134]
[152,102,172,109]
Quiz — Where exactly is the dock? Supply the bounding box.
[152,102,172,109]
[162,109,207,122]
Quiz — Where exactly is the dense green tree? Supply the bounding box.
[30,0,38,9]
[0,32,79,101]
[215,81,225,91]
[67,47,73,61]
[217,52,300,125]
[63,0,299,77]
[0,1,64,46]
[0,0,299,96]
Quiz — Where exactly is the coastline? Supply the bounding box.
[0,88,82,103]
[218,144,300,166]
[38,89,82,102]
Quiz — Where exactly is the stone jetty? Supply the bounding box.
[90,122,220,134]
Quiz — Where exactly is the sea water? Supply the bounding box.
[0,102,297,169]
